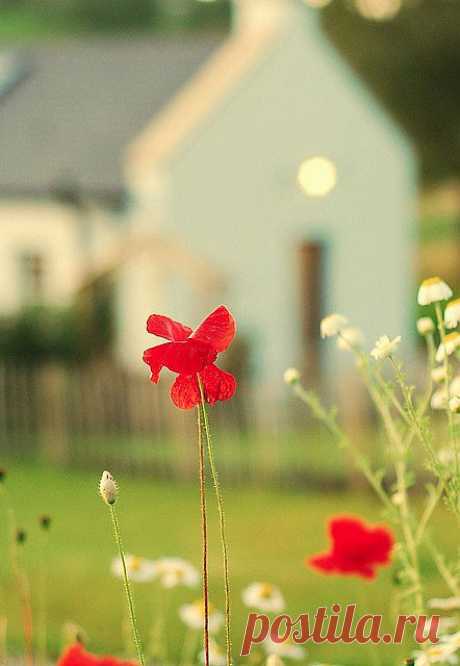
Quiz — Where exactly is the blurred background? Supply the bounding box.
[0,1,459,663]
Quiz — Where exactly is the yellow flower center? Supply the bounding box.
[129,556,143,572]
[259,583,274,599]
[422,276,442,287]
[193,600,215,616]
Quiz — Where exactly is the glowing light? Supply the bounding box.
[355,0,402,21]
[297,156,337,197]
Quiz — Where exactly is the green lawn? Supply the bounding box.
[0,460,455,665]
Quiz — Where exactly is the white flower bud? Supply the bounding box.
[283,368,300,385]
[320,314,348,338]
[417,317,435,336]
[99,470,118,505]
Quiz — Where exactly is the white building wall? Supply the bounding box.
[162,2,416,390]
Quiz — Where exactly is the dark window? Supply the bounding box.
[298,241,324,381]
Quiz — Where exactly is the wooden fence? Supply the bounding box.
[0,362,352,488]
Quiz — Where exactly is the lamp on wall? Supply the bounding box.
[297,156,337,197]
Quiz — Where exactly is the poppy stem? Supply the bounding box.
[198,378,233,666]
[108,505,145,666]
[196,403,210,666]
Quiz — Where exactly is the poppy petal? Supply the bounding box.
[200,364,237,405]
[146,314,192,342]
[170,374,201,409]
[142,342,173,383]
[192,306,236,353]
[162,340,217,375]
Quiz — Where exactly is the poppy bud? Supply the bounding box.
[16,529,27,544]
[99,471,118,506]
[0,468,6,483]
[405,659,415,666]
[39,515,52,530]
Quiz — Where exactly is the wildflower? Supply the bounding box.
[262,637,305,659]
[57,643,136,666]
[445,298,460,329]
[307,515,394,579]
[417,317,435,336]
[438,447,456,467]
[413,638,458,664]
[449,396,460,413]
[199,639,226,666]
[450,375,460,396]
[39,515,51,530]
[0,468,5,483]
[435,332,460,362]
[242,582,285,613]
[99,471,118,506]
[320,314,348,338]
[111,555,157,583]
[432,366,447,383]
[391,491,404,506]
[179,600,224,634]
[431,388,448,411]
[266,656,285,666]
[143,306,237,409]
[370,335,401,360]
[155,557,199,588]
[428,597,460,611]
[283,368,300,385]
[336,327,365,351]
[417,277,453,306]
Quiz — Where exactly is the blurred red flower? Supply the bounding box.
[307,515,394,580]
[143,306,237,409]
[57,643,136,666]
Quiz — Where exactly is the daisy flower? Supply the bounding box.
[336,327,364,351]
[435,332,460,362]
[431,388,448,411]
[418,277,453,306]
[262,637,306,660]
[417,317,435,336]
[111,555,157,583]
[155,557,199,589]
[179,600,224,634]
[370,335,401,361]
[242,582,285,613]
[320,314,348,339]
[445,298,460,329]
[428,597,460,611]
[283,368,300,385]
[432,366,447,383]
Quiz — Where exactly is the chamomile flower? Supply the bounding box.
[242,582,285,613]
[284,368,300,385]
[445,299,460,329]
[418,277,453,306]
[199,640,226,666]
[370,335,401,361]
[432,366,447,383]
[428,597,460,611]
[337,327,364,351]
[155,557,199,589]
[450,375,460,396]
[99,471,118,505]
[266,656,285,666]
[262,638,305,660]
[417,317,435,336]
[435,332,460,362]
[449,396,460,413]
[320,314,348,338]
[111,555,157,583]
[179,600,224,634]
[431,388,448,411]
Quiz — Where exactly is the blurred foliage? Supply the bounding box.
[0,278,114,365]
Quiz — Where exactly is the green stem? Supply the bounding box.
[196,404,210,666]
[37,531,49,665]
[109,505,145,666]
[197,378,232,666]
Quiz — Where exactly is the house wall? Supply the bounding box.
[0,198,119,314]
[135,2,417,392]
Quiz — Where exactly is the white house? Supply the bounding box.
[0,0,416,396]
[122,0,416,390]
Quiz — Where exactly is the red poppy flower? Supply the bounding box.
[57,643,136,666]
[143,305,237,409]
[307,515,394,580]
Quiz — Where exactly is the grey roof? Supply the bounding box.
[0,36,224,195]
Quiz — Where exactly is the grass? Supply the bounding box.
[0,459,456,665]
